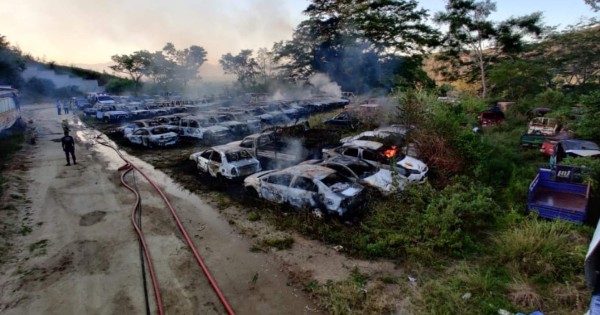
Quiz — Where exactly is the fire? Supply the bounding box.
[383,146,398,158]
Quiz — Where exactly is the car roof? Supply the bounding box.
[274,164,336,180]
[210,144,252,154]
[343,140,384,150]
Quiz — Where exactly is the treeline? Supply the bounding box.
[0,34,132,101]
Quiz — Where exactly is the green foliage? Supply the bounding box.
[562,156,600,192]
[308,270,391,315]
[417,263,513,314]
[434,0,545,97]
[492,218,588,283]
[254,235,294,251]
[219,50,260,88]
[104,78,136,94]
[273,0,438,91]
[359,180,500,260]
[575,91,600,142]
[488,60,548,99]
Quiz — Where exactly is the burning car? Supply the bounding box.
[125,126,179,148]
[189,144,261,180]
[243,164,365,216]
[323,140,428,184]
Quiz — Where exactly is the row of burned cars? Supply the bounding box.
[189,124,428,217]
[82,95,350,148]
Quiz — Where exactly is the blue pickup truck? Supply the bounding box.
[527,166,591,223]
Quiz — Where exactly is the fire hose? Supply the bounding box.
[96,135,235,315]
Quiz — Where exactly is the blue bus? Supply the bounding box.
[0,86,21,135]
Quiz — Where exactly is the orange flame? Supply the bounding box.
[384,146,398,158]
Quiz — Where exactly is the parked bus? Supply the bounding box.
[0,86,21,135]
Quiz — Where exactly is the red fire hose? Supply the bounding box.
[97,136,235,315]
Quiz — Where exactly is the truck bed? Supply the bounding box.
[531,187,588,212]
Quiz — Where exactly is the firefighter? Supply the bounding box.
[61,131,76,166]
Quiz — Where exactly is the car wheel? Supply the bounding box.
[246,187,259,199]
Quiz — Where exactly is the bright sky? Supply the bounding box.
[1,0,597,66]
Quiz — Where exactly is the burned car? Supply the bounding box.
[119,119,160,136]
[304,155,405,195]
[243,164,365,216]
[323,111,360,129]
[323,140,428,184]
[189,144,261,180]
[178,116,231,144]
[125,126,179,148]
[339,124,412,144]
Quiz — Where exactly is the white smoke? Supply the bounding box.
[308,73,341,98]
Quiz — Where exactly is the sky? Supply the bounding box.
[1,0,597,69]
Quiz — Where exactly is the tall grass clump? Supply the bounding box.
[492,218,589,284]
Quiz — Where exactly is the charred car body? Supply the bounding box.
[244,164,365,216]
[125,126,179,148]
[189,144,261,180]
[323,140,428,184]
[178,116,231,144]
[304,155,404,195]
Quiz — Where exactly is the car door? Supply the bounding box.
[288,176,318,208]
[197,150,213,173]
[207,151,223,177]
[360,149,381,167]
[128,129,140,144]
[260,173,292,204]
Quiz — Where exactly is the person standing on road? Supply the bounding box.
[63,100,70,114]
[56,100,62,115]
[61,131,76,166]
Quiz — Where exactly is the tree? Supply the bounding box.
[273,0,438,91]
[162,42,207,87]
[109,50,151,93]
[219,50,260,88]
[145,51,177,89]
[585,0,600,11]
[303,0,438,54]
[533,22,600,86]
[434,0,544,98]
[488,59,548,99]
[0,34,26,88]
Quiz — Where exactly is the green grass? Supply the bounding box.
[28,239,48,256]
[0,130,26,196]
[251,235,295,252]
[307,270,393,315]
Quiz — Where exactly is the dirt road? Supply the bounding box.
[0,104,322,314]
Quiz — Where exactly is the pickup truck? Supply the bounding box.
[235,131,310,169]
[527,167,591,223]
[520,117,561,146]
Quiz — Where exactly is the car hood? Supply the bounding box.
[397,155,427,172]
[106,110,129,115]
[207,125,229,133]
[189,152,203,161]
[244,170,277,188]
[329,182,364,197]
[229,158,260,168]
[362,169,397,194]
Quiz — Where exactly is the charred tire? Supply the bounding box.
[104,117,110,123]
[245,187,259,199]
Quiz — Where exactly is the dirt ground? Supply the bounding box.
[0,103,401,314]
